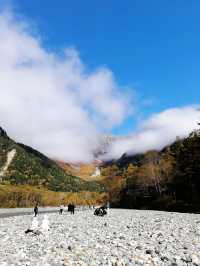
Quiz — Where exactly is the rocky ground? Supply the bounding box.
[0,207,58,218]
[0,209,200,265]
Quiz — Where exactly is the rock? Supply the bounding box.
[161,256,169,261]
[0,209,199,265]
[135,245,143,250]
[191,254,200,265]
[154,248,160,255]
[145,249,153,255]
[182,255,192,263]
[0,127,8,137]
[68,246,72,251]
[112,259,124,266]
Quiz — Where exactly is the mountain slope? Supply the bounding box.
[56,160,104,181]
[0,127,105,193]
[102,129,200,212]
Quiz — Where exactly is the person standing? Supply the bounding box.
[68,203,71,213]
[107,201,110,215]
[68,203,75,214]
[34,203,38,217]
[59,204,64,214]
[71,204,75,214]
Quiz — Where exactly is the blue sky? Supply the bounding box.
[5,0,200,135]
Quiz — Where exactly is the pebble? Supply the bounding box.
[0,209,199,265]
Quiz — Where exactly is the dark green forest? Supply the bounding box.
[102,129,200,213]
[1,125,200,212]
[0,127,105,193]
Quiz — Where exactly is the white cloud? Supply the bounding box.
[0,9,199,163]
[0,10,134,162]
[104,106,200,160]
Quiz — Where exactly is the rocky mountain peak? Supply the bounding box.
[0,127,8,137]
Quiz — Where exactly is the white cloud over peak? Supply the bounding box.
[0,10,134,162]
[0,9,199,163]
[103,106,200,160]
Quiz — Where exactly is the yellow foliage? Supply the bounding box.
[0,184,107,207]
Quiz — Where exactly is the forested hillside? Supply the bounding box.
[0,127,106,206]
[2,124,200,211]
[101,129,200,212]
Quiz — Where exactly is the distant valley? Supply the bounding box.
[1,125,200,212]
[0,127,106,207]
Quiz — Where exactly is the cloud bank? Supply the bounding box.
[0,9,199,163]
[0,10,133,162]
[104,106,200,160]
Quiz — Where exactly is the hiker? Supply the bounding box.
[34,203,38,217]
[68,203,75,214]
[107,201,110,215]
[67,203,71,213]
[71,203,75,214]
[59,204,64,214]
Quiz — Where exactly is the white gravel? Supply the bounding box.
[0,209,200,265]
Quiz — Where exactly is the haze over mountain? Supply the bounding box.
[101,106,200,160]
[0,126,104,192]
[0,8,134,163]
[0,6,199,163]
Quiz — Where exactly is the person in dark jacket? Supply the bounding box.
[68,203,75,214]
[59,205,64,214]
[71,204,75,214]
[34,204,38,217]
[67,203,71,213]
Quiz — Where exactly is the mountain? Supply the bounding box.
[93,135,116,157]
[93,134,132,158]
[56,160,103,181]
[0,127,105,193]
[101,129,200,213]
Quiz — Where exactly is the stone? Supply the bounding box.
[191,254,200,265]
[0,209,199,265]
[145,249,153,255]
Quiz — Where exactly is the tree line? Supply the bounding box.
[101,129,200,213]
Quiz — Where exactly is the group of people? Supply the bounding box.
[26,202,109,236]
[59,203,75,215]
[33,202,109,217]
[33,203,76,217]
[94,204,108,216]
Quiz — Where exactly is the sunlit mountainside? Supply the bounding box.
[0,127,106,207]
[1,124,200,212]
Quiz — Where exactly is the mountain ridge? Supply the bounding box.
[0,127,105,193]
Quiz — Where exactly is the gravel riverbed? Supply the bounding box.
[0,209,200,266]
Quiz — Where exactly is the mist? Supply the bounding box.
[0,9,199,163]
[0,9,133,162]
[103,106,200,160]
